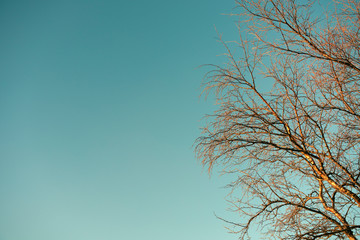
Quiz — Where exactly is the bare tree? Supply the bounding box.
[196,0,360,239]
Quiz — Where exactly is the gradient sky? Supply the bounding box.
[0,1,247,240]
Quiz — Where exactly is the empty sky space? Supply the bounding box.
[0,0,247,240]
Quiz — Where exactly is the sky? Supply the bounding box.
[0,0,246,240]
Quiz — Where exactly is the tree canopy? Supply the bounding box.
[196,0,360,239]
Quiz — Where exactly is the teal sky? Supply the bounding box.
[0,0,245,240]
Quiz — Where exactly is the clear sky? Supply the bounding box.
[0,0,247,240]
